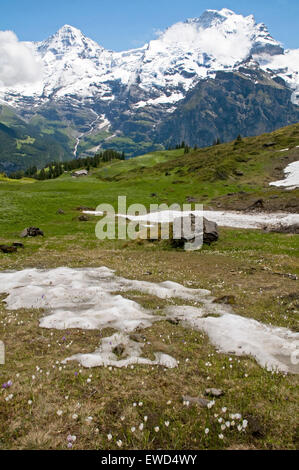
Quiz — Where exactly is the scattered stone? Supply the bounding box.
[150,193,157,197]
[78,215,90,222]
[129,334,146,343]
[263,142,276,148]
[186,196,199,203]
[205,388,224,398]
[245,414,265,438]
[0,245,17,254]
[12,242,24,248]
[263,223,299,234]
[213,295,236,305]
[182,395,210,408]
[76,206,95,212]
[20,227,44,238]
[274,272,298,281]
[112,344,126,357]
[57,209,65,215]
[167,318,180,325]
[234,170,244,176]
[246,199,264,211]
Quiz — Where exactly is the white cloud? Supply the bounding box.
[197,28,252,65]
[0,30,42,87]
[159,22,251,66]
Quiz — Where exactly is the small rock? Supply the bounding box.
[76,206,95,212]
[57,209,65,215]
[129,334,146,343]
[20,227,44,238]
[186,196,199,203]
[245,414,265,438]
[12,242,24,248]
[213,295,236,305]
[264,223,299,234]
[167,318,180,325]
[20,229,29,238]
[0,245,17,254]
[247,199,264,211]
[112,344,126,357]
[263,142,276,148]
[78,215,90,222]
[205,388,224,398]
[182,395,210,407]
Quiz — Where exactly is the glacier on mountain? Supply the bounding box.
[1,8,298,107]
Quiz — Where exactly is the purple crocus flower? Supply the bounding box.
[2,380,12,389]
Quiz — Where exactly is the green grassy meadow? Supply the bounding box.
[0,125,298,450]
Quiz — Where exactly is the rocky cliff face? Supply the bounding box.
[156,67,299,148]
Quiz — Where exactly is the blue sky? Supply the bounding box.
[1,0,298,51]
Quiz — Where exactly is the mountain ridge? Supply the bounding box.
[0,8,299,168]
[2,8,296,107]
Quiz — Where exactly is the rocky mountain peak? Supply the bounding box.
[37,24,104,57]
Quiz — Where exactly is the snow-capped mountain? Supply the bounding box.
[0,8,299,166]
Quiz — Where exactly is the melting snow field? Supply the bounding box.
[84,209,299,229]
[270,161,299,190]
[0,267,298,374]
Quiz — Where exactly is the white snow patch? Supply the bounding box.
[85,209,299,230]
[167,306,299,374]
[97,114,110,130]
[64,332,178,369]
[133,93,184,109]
[0,267,298,373]
[270,161,299,189]
[202,210,299,229]
[0,267,159,332]
[83,210,103,216]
